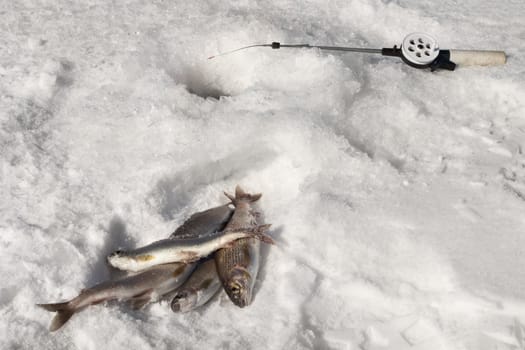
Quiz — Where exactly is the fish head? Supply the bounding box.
[107,250,125,266]
[106,250,139,271]
[171,289,198,313]
[109,250,124,257]
[224,268,252,308]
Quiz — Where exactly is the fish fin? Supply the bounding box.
[225,186,262,205]
[248,193,262,202]
[256,233,275,245]
[37,302,75,332]
[224,224,272,235]
[128,289,154,310]
[250,224,274,245]
[37,302,70,312]
[254,224,271,233]
[235,185,262,202]
[222,242,235,249]
[223,191,235,203]
[49,309,75,332]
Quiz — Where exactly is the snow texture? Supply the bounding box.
[1,0,525,349]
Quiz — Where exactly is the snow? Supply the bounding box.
[1,0,525,349]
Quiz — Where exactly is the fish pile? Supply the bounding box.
[38,186,272,331]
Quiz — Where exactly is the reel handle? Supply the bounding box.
[449,50,506,67]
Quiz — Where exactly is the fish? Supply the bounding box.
[37,262,196,331]
[215,185,263,308]
[168,258,222,313]
[167,204,231,311]
[170,204,234,239]
[107,225,273,272]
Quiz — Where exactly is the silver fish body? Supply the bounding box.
[170,204,234,239]
[216,186,263,308]
[107,226,272,272]
[38,263,195,331]
[168,258,222,313]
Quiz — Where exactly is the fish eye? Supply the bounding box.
[230,283,242,295]
[111,250,123,257]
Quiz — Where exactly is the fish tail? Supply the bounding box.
[37,302,76,332]
[250,224,274,245]
[224,185,262,205]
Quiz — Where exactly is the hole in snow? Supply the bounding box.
[182,69,230,99]
[165,66,229,100]
[185,81,228,100]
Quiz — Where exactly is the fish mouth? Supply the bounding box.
[233,296,250,308]
[106,250,122,265]
[225,277,252,308]
[171,291,197,313]
[108,250,123,258]
[106,250,132,271]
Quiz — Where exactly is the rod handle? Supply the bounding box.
[449,49,507,67]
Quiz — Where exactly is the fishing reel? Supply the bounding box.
[382,32,455,71]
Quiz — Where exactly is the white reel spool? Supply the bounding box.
[401,33,440,66]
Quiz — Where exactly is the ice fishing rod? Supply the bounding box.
[209,32,507,72]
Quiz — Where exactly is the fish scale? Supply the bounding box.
[218,238,255,270]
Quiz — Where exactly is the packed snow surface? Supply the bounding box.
[2,0,525,349]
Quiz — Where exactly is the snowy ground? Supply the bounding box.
[2,0,525,349]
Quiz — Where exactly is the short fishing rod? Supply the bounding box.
[209,32,507,72]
